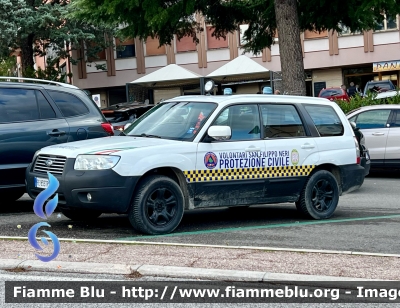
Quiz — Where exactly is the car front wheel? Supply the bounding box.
[296,170,339,219]
[129,175,184,235]
[1,188,26,204]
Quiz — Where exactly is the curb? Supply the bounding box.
[1,236,400,258]
[0,259,387,282]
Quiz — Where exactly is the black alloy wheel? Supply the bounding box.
[129,175,184,235]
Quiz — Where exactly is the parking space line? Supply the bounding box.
[117,214,400,240]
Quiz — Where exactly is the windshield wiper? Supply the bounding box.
[130,133,161,138]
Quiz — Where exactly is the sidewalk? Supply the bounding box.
[0,239,399,281]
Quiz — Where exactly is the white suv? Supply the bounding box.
[26,94,365,235]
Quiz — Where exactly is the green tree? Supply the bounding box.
[0,57,17,77]
[0,0,116,78]
[69,0,400,95]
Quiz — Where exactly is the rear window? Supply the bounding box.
[319,89,343,97]
[47,90,89,117]
[365,82,394,93]
[104,112,132,123]
[304,105,344,136]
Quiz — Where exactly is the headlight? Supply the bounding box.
[74,155,120,170]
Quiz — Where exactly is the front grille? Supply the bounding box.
[33,154,67,175]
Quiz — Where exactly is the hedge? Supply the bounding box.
[334,90,400,114]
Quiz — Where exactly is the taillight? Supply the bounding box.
[354,136,360,164]
[101,122,114,136]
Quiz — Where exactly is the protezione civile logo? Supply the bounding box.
[28,172,61,262]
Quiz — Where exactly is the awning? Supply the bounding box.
[129,64,203,88]
[206,55,270,83]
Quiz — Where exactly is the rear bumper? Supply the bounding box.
[25,158,139,213]
[339,163,366,195]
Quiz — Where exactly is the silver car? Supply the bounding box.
[347,105,400,168]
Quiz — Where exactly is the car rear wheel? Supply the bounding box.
[129,175,184,235]
[59,207,102,221]
[296,170,339,219]
[1,188,26,203]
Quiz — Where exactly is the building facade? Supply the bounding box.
[65,14,399,107]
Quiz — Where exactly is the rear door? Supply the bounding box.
[0,87,69,187]
[348,109,391,167]
[260,103,319,202]
[46,90,104,141]
[384,109,400,167]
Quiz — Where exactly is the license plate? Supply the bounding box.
[35,177,49,189]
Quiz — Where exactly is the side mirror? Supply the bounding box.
[208,125,231,141]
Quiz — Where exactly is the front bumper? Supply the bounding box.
[339,163,366,195]
[25,158,139,213]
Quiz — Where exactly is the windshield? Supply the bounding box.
[124,101,217,140]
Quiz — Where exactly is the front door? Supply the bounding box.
[349,109,392,167]
[195,104,267,207]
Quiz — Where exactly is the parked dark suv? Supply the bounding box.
[0,77,114,203]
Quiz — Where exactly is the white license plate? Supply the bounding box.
[35,177,49,189]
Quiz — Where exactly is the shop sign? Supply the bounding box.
[373,60,400,72]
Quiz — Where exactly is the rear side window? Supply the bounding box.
[261,104,306,138]
[47,90,89,117]
[304,105,344,136]
[0,88,39,122]
[36,91,56,119]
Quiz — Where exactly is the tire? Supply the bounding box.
[60,207,102,221]
[295,170,339,220]
[129,175,184,235]
[1,188,26,203]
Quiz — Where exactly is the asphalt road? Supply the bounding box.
[2,170,400,254]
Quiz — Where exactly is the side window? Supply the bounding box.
[0,88,39,123]
[47,90,89,117]
[353,109,391,129]
[304,104,344,137]
[261,104,306,138]
[36,91,56,119]
[213,104,261,140]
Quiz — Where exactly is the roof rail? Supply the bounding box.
[0,76,79,89]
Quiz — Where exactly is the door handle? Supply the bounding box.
[372,132,385,136]
[245,147,261,152]
[301,143,315,149]
[47,129,66,136]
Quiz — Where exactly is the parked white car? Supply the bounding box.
[347,105,400,168]
[26,94,365,235]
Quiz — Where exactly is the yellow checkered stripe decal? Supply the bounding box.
[183,165,315,183]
